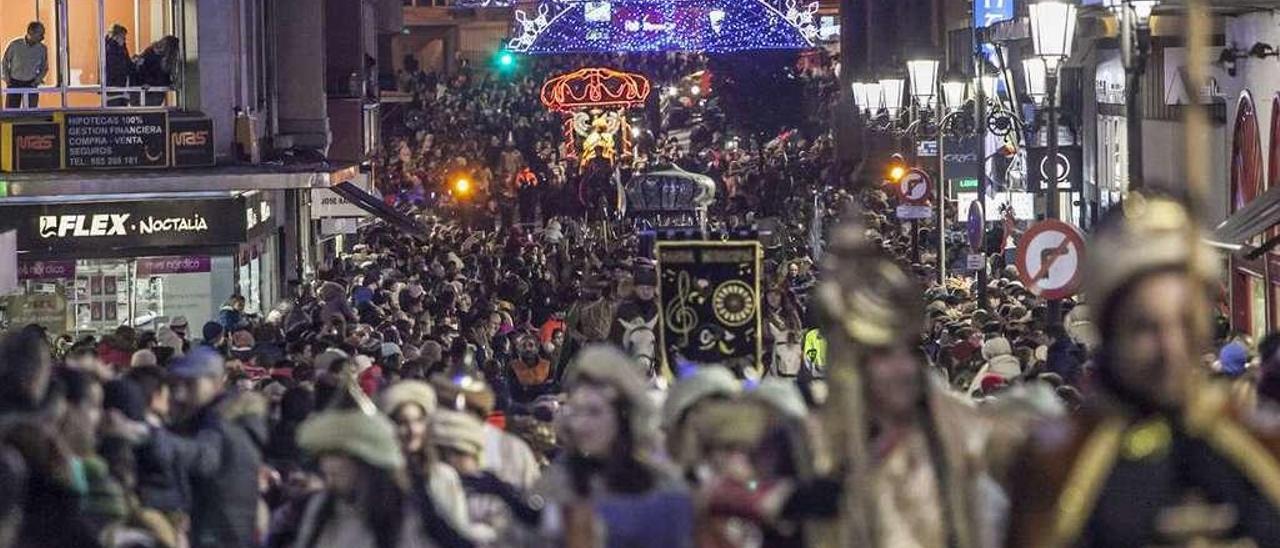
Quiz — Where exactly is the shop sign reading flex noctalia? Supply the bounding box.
[0,199,248,254]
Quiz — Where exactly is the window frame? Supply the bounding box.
[2,0,182,112]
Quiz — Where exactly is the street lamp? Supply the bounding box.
[1022,57,1049,104]
[907,59,940,110]
[851,82,869,115]
[1029,0,1078,72]
[942,79,967,112]
[1029,0,1078,329]
[865,82,884,117]
[1105,0,1158,191]
[980,74,999,104]
[879,76,905,120]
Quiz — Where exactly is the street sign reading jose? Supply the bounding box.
[897,169,932,205]
[1015,219,1086,300]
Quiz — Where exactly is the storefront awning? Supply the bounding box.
[0,163,359,197]
[328,180,429,239]
[1210,184,1280,258]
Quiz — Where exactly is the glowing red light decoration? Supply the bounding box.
[540,67,652,112]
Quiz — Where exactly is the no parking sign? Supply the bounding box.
[1015,219,1085,300]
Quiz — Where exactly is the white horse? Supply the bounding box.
[620,315,659,378]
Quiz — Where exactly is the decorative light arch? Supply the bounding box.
[508,0,820,54]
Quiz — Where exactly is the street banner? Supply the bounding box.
[656,241,762,368]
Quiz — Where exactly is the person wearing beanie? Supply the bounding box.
[378,381,473,541]
[433,409,541,547]
[1217,340,1250,378]
[164,346,268,548]
[200,321,225,352]
[294,402,471,548]
[662,366,743,472]
[431,373,540,491]
[535,345,693,547]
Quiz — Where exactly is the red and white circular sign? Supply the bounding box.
[897,169,932,205]
[1015,219,1086,300]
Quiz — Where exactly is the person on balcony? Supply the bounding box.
[136,35,179,107]
[105,25,136,107]
[2,22,47,110]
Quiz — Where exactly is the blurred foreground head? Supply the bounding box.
[1086,192,1218,410]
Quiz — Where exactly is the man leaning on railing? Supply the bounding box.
[2,21,48,110]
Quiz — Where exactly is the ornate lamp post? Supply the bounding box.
[1029,0,1078,328]
[1105,0,1158,191]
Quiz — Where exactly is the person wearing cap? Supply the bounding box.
[165,346,268,548]
[535,345,693,547]
[294,400,471,548]
[1005,193,1280,547]
[379,380,473,541]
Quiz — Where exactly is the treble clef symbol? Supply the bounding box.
[665,272,698,347]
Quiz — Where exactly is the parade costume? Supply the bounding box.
[1005,194,1280,547]
[809,215,990,548]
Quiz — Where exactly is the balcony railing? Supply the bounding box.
[1,84,174,113]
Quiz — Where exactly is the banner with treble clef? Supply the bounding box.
[655,241,763,368]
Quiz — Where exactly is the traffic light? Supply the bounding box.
[886,153,908,183]
[494,49,517,74]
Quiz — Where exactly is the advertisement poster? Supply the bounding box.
[656,241,762,367]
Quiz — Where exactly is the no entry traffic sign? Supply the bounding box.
[897,169,932,205]
[1015,219,1085,300]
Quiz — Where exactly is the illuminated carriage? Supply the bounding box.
[540,67,652,170]
[623,167,716,229]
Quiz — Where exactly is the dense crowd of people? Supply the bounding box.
[2,49,1280,548]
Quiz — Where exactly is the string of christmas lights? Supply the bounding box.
[508,0,819,54]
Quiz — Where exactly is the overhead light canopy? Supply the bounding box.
[906,59,940,102]
[1029,0,1078,71]
[1022,57,1049,103]
[942,79,967,111]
